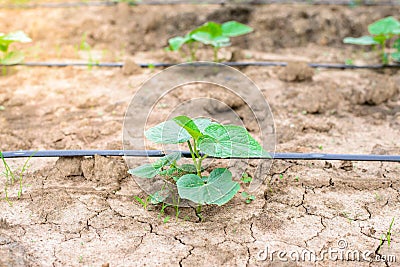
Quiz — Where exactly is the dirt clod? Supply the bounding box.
[278,62,314,82]
[122,58,142,75]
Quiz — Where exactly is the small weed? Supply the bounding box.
[241,192,255,204]
[294,176,299,182]
[1,151,34,205]
[379,217,395,251]
[341,212,354,224]
[345,58,354,65]
[76,33,95,69]
[163,216,171,224]
[158,202,170,219]
[133,195,151,210]
[279,174,283,180]
[241,172,252,184]
[318,145,323,150]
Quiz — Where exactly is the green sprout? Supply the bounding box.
[241,192,256,204]
[128,116,270,215]
[133,195,151,210]
[343,16,400,64]
[0,151,34,206]
[0,31,31,74]
[167,21,253,62]
[379,217,395,251]
[241,172,253,184]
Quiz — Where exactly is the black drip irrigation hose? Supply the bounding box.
[2,0,400,8]
[4,61,400,69]
[2,150,400,162]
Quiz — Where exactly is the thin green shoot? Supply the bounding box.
[134,195,151,210]
[241,192,255,204]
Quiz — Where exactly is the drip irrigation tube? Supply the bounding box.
[4,61,400,69]
[2,150,400,162]
[2,0,400,8]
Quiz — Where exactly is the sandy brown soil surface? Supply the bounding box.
[0,3,400,267]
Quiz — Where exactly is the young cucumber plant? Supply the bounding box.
[128,116,269,210]
[167,21,253,62]
[0,31,32,66]
[343,16,400,64]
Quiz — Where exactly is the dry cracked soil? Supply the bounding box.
[0,2,400,266]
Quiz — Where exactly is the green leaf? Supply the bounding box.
[150,190,168,204]
[343,36,379,45]
[221,21,253,37]
[177,164,198,173]
[176,168,239,205]
[168,35,192,51]
[190,22,231,47]
[241,173,252,183]
[394,38,400,51]
[128,152,181,178]
[191,32,230,47]
[1,31,32,43]
[133,196,146,206]
[192,117,213,133]
[368,16,400,36]
[191,22,222,37]
[128,164,159,178]
[373,35,388,45]
[152,152,181,169]
[1,51,24,65]
[392,52,400,62]
[173,115,202,140]
[145,120,191,144]
[198,124,271,158]
[0,43,8,52]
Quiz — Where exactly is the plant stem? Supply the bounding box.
[189,43,196,62]
[381,40,388,64]
[213,47,219,62]
[195,205,203,221]
[187,140,200,176]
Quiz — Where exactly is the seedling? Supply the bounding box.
[343,16,400,64]
[0,151,33,206]
[133,195,151,210]
[241,172,253,184]
[167,21,253,62]
[0,31,31,74]
[128,116,270,213]
[76,33,97,69]
[163,216,171,224]
[379,217,395,251]
[241,192,256,204]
